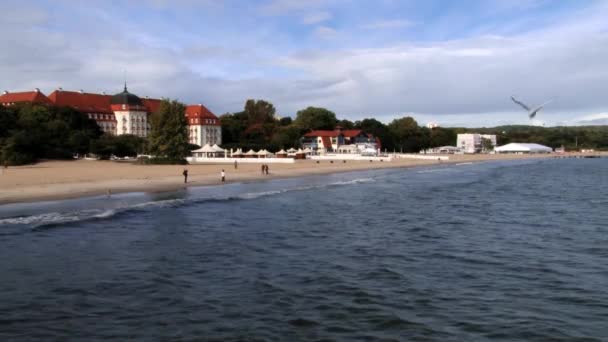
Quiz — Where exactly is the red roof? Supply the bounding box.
[185,104,220,126]
[142,98,161,113]
[304,130,339,137]
[321,136,332,149]
[48,90,113,114]
[342,129,364,138]
[0,90,52,105]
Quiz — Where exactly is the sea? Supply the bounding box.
[0,158,607,341]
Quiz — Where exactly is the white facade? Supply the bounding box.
[189,125,222,146]
[114,109,149,137]
[457,133,497,153]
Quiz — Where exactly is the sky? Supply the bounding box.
[1,0,607,127]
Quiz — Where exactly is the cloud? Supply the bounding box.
[1,0,607,127]
[302,11,332,25]
[259,0,327,15]
[362,19,413,30]
[314,26,338,39]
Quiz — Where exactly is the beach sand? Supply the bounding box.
[0,153,592,205]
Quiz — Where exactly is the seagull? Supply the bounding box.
[511,96,553,119]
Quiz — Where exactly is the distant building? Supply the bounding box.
[494,143,552,154]
[422,146,460,154]
[301,127,380,154]
[457,133,497,153]
[426,122,439,129]
[0,87,221,144]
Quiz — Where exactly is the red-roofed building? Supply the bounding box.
[185,104,222,146]
[1,86,221,144]
[0,89,52,106]
[301,127,380,154]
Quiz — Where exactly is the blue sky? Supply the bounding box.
[1,0,607,126]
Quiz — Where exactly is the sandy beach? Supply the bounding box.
[0,153,599,205]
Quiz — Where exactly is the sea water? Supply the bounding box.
[0,158,607,340]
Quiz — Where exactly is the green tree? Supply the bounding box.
[244,99,276,124]
[148,99,189,162]
[271,126,302,149]
[337,119,355,129]
[279,117,293,126]
[481,137,494,152]
[388,116,424,152]
[0,103,101,165]
[294,107,337,131]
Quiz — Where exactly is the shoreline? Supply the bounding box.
[0,153,603,206]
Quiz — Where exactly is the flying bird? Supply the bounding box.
[511,96,553,119]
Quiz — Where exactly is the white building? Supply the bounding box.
[494,143,552,153]
[1,86,222,144]
[186,104,222,146]
[457,133,497,153]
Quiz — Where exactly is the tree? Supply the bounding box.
[428,127,457,148]
[271,126,302,149]
[0,103,101,165]
[388,116,424,152]
[337,119,355,129]
[148,99,189,162]
[294,107,338,131]
[244,99,276,124]
[481,137,494,152]
[279,117,293,126]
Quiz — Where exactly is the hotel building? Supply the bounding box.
[301,127,381,154]
[0,86,221,146]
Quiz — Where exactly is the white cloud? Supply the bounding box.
[1,1,607,127]
[314,26,338,39]
[362,19,413,29]
[302,11,332,25]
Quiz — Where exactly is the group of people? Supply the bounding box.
[261,164,270,175]
[182,162,275,184]
[183,168,226,183]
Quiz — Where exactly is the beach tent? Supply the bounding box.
[294,148,306,160]
[244,149,258,158]
[302,147,313,154]
[495,143,552,154]
[286,148,297,154]
[231,148,244,158]
[276,149,288,158]
[257,149,270,158]
[191,144,215,158]
[208,144,225,157]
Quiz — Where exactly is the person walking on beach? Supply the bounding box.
[234,160,238,169]
[221,169,226,182]
[261,164,265,175]
[183,168,188,183]
[265,164,269,175]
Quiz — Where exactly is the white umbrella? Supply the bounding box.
[244,149,257,156]
[211,144,225,152]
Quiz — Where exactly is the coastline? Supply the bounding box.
[0,153,601,206]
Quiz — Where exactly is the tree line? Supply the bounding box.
[0,100,191,165]
[1,99,607,165]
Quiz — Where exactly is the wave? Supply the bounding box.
[0,177,376,229]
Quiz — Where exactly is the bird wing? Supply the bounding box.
[511,96,530,111]
[529,99,553,119]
